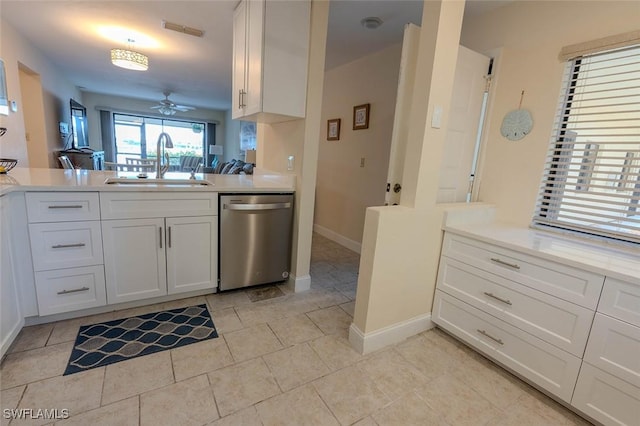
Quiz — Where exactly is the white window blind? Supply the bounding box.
[534,44,640,244]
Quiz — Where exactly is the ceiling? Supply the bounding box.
[0,1,509,112]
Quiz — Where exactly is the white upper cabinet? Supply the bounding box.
[232,0,311,123]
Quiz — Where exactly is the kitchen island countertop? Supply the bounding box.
[0,167,295,195]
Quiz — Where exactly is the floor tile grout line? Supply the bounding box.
[204,370,222,421]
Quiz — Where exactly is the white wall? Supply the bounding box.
[461,0,640,226]
[82,92,226,156]
[315,44,402,245]
[0,18,81,168]
[258,0,330,291]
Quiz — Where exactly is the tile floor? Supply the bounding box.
[0,233,592,425]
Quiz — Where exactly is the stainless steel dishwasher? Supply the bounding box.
[219,193,294,291]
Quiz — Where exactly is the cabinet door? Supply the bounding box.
[0,196,24,357]
[232,0,247,119]
[102,219,167,304]
[243,0,264,116]
[166,216,217,294]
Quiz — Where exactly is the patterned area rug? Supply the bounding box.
[64,304,218,375]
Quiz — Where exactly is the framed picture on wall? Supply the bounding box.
[327,118,341,140]
[353,103,370,130]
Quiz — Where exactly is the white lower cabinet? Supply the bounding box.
[433,290,581,402]
[25,191,107,317]
[434,231,640,426]
[166,216,217,295]
[102,216,216,304]
[1,195,24,357]
[34,266,106,316]
[102,218,167,304]
[572,362,640,426]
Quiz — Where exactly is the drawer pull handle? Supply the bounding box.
[159,227,163,249]
[52,243,86,249]
[483,292,513,306]
[477,329,504,345]
[57,287,90,295]
[490,258,520,270]
[168,226,172,248]
[48,205,83,209]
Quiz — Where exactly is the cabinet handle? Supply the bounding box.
[57,287,90,295]
[477,329,504,345]
[168,226,172,248]
[48,205,83,209]
[490,258,520,270]
[483,291,513,306]
[51,243,86,249]
[159,227,163,249]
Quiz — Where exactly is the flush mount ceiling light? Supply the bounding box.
[361,17,383,30]
[111,39,148,71]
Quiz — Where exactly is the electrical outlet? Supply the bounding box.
[287,155,294,171]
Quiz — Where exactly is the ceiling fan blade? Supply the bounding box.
[174,105,196,111]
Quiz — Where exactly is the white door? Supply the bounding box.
[166,216,217,294]
[437,46,491,203]
[386,32,491,205]
[385,23,420,206]
[102,218,167,304]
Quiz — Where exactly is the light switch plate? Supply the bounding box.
[431,105,442,129]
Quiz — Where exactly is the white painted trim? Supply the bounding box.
[349,313,435,354]
[313,224,362,254]
[287,273,311,293]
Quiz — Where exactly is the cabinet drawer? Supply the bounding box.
[572,362,640,426]
[26,192,100,222]
[584,313,640,388]
[35,266,107,316]
[433,290,581,402]
[100,192,217,219]
[442,233,605,309]
[598,277,640,328]
[29,221,103,271]
[437,257,594,357]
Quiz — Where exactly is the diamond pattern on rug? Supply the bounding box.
[64,304,218,375]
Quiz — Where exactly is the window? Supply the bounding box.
[534,44,640,244]
[113,114,210,170]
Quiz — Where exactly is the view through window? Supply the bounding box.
[534,44,640,244]
[113,114,207,170]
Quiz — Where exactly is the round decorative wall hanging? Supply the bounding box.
[500,90,533,141]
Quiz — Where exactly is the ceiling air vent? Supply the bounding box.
[162,20,204,38]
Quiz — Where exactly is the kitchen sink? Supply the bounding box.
[104,177,213,186]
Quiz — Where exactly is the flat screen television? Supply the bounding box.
[70,99,89,150]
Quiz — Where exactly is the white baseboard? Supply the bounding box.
[313,224,362,254]
[287,273,311,293]
[349,313,435,354]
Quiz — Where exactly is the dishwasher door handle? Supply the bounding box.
[224,202,291,211]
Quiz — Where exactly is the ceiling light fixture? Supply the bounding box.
[111,39,148,71]
[361,17,383,30]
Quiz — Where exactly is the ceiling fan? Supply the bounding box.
[151,91,196,116]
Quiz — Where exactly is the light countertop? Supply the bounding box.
[0,167,295,195]
[443,221,640,285]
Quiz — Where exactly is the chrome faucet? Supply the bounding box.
[155,132,174,178]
